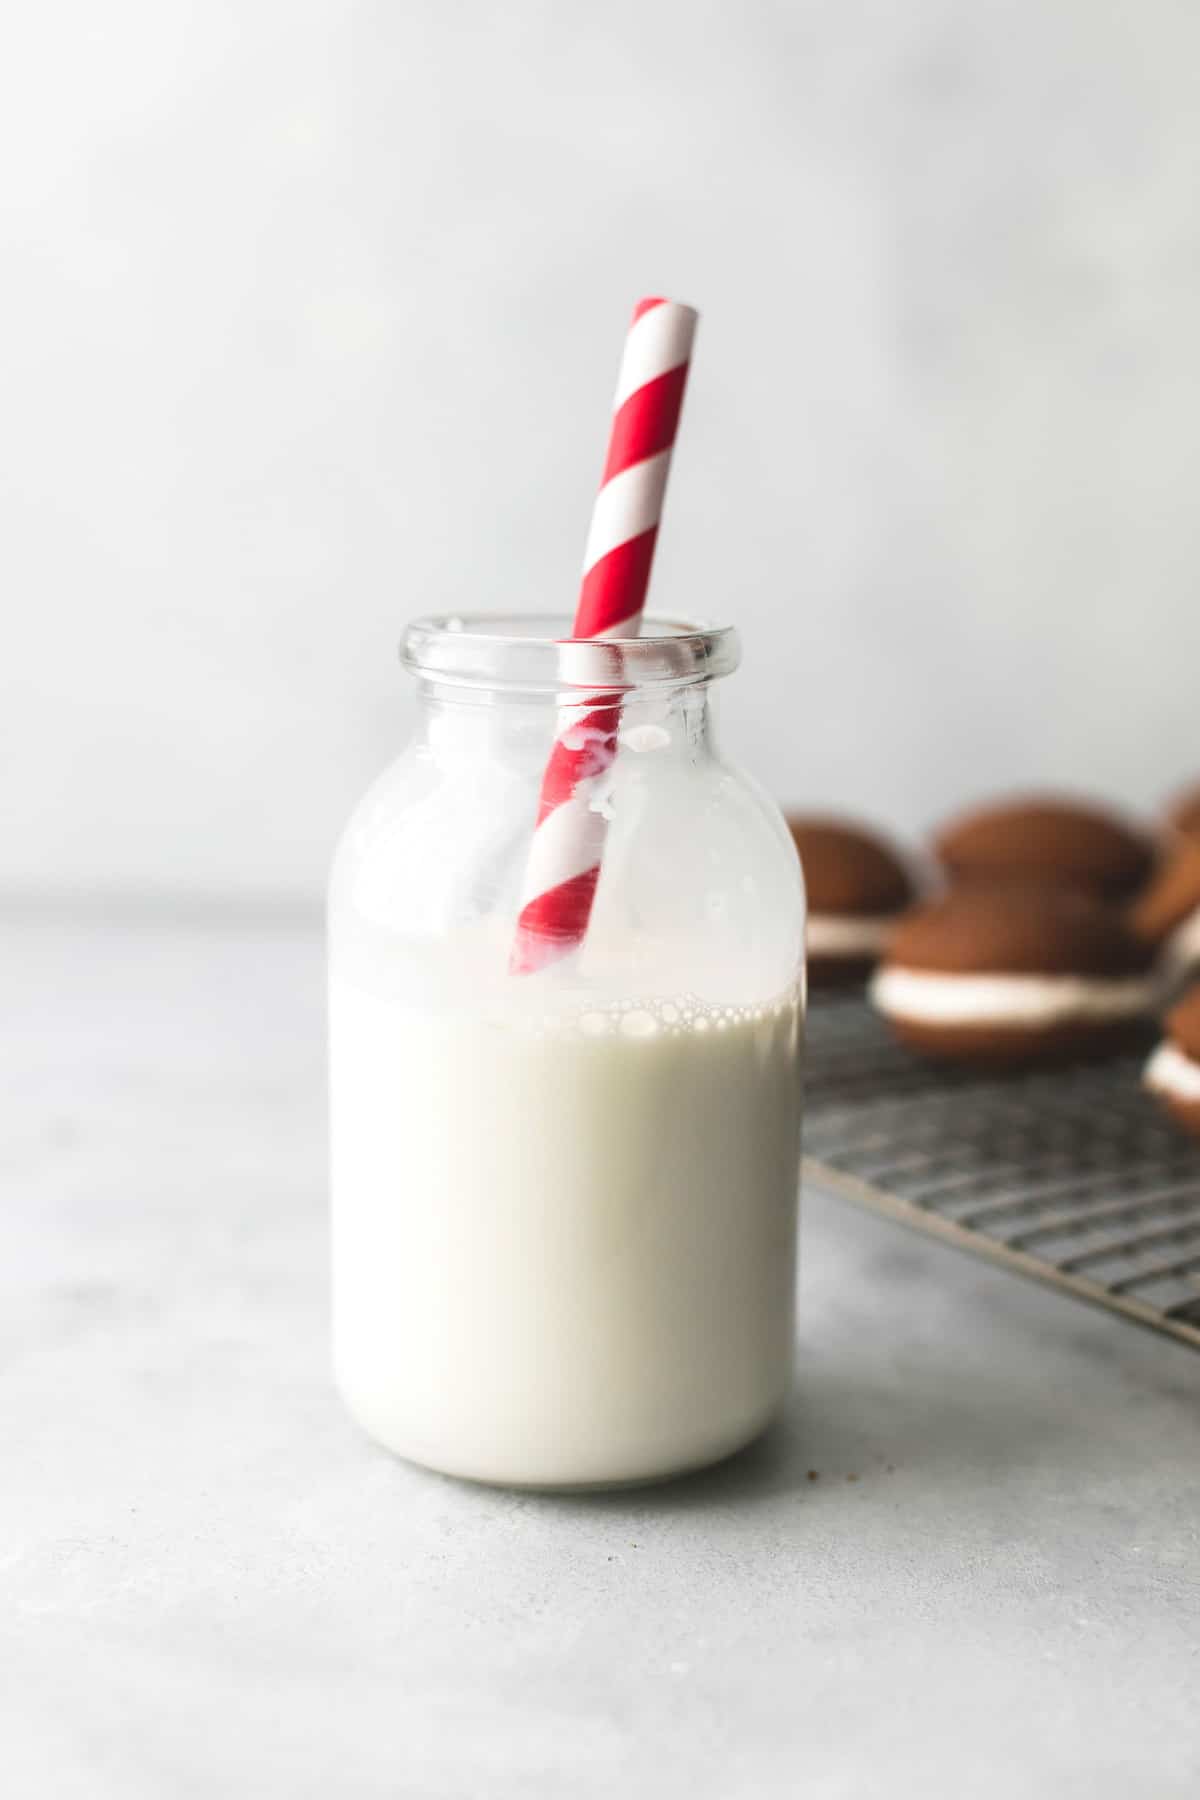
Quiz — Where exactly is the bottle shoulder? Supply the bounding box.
[330,736,805,999]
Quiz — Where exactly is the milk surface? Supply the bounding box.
[330,947,803,1488]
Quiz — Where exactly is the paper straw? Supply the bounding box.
[511,297,698,974]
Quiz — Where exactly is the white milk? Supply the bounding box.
[330,969,803,1489]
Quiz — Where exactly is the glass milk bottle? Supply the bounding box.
[329,615,805,1489]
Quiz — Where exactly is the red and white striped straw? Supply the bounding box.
[510,296,698,975]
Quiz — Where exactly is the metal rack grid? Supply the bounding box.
[803,991,1200,1350]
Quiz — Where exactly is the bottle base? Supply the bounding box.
[338,1381,786,1493]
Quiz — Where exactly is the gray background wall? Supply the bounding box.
[4,0,1198,906]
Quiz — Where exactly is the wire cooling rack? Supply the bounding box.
[803,992,1200,1350]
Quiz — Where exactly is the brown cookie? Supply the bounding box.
[1167,984,1200,1060]
[1143,983,1200,1140]
[1166,782,1200,844]
[933,795,1155,902]
[787,816,916,986]
[871,887,1154,1065]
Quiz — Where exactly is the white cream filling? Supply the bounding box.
[1144,1040,1200,1102]
[871,967,1154,1027]
[1162,904,1200,975]
[806,913,895,958]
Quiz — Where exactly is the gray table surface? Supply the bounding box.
[3,910,1198,1798]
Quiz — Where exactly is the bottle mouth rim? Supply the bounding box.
[400,612,740,695]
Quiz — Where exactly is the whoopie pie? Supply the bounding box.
[933,794,1155,903]
[870,887,1154,1065]
[787,816,916,986]
[1144,984,1200,1142]
[1129,836,1200,991]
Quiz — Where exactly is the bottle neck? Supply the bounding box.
[412,679,719,767]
